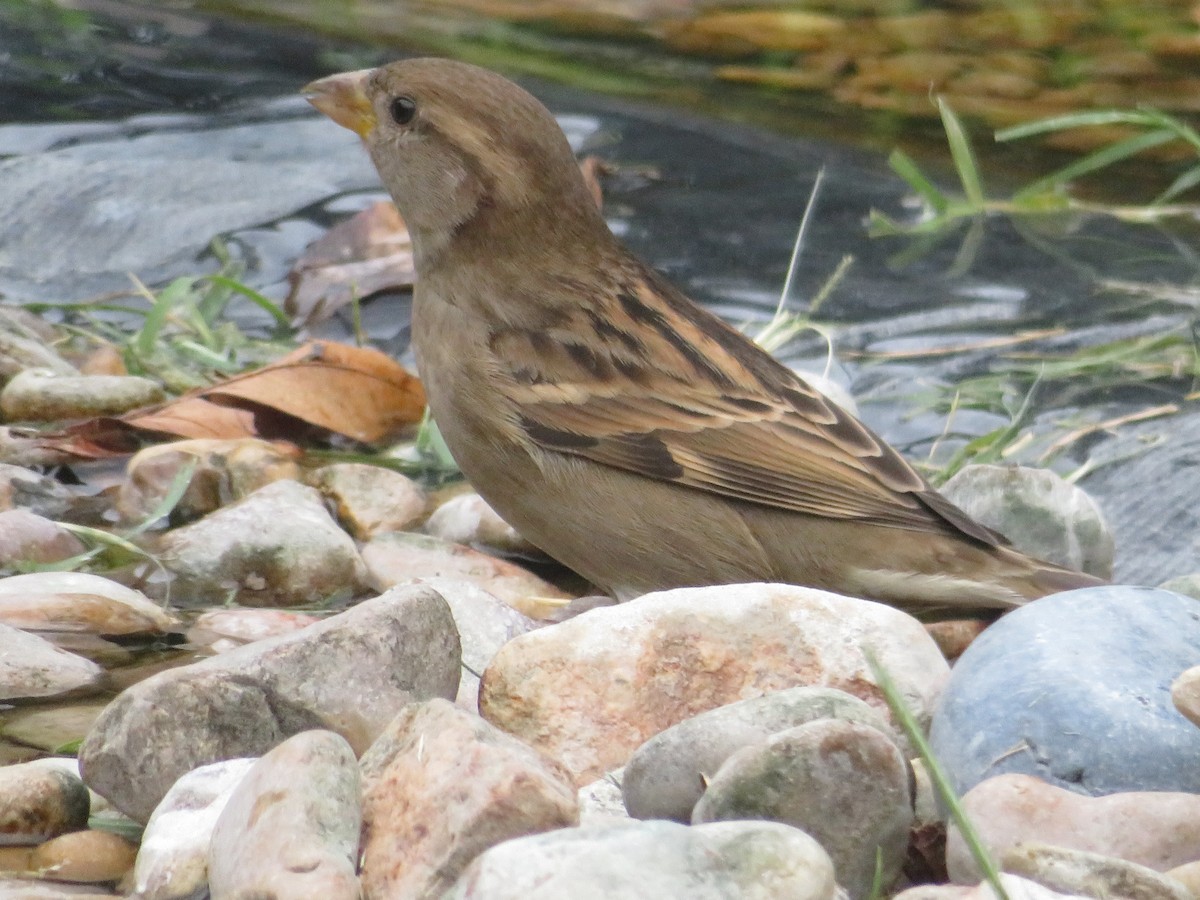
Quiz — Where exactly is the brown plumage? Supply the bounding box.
[304,58,1103,617]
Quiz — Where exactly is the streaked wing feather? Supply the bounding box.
[496,264,1005,546]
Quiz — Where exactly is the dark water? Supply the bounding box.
[1,0,1198,582]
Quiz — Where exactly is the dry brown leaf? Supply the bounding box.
[286,200,416,326]
[124,397,260,440]
[204,340,425,443]
[38,340,426,458]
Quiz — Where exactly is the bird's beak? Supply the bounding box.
[303,69,376,139]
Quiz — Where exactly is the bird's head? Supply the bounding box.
[304,58,604,265]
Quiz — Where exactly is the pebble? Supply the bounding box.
[133,758,255,900]
[208,731,360,900]
[0,510,83,568]
[939,464,1112,578]
[1166,860,1200,897]
[0,308,76,382]
[0,369,164,422]
[185,607,320,653]
[311,461,428,538]
[0,464,78,519]
[946,774,1200,882]
[930,586,1200,796]
[924,619,988,662]
[359,699,578,898]
[1000,842,1192,900]
[28,829,138,884]
[405,577,536,711]
[692,719,911,900]
[0,759,90,844]
[1170,665,1200,728]
[361,530,572,618]
[116,438,301,524]
[159,478,367,606]
[79,584,460,822]
[0,572,178,637]
[578,769,629,825]
[444,820,838,900]
[423,491,541,555]
[893,873,1089,900]
[623,685,895,822]
[480,582,947,785]
[1157,573,1200,600]
[0,623,105,702]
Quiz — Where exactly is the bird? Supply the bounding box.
[303,57,1104,618]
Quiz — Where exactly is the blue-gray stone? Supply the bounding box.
[930,586,1200,797]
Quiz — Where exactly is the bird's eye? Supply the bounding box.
[389,96,417,125]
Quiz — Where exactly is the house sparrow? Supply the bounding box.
[304,58,1103,616]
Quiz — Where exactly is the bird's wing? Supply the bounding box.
[493,264,1004,545]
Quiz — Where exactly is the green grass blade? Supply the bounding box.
[996,109,1162,141]
[55,523,147,560]
[133,276,194,358]
[866,652,1010,900]
[937,98,985,207]
[888,148,949,214]
[1131,107,1200,154]
[1016,129,1178,198]
[1156,163,1200,204]
[122,458,198,537]
[203,275,293,329]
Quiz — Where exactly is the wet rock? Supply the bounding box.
[0,624,105,701]
[311,461,428,538]
[0,759,90,844]
[362,531,572,618]
[133,758,255,900]
[0,116,380,303]
[444,820,838,900]
[360,699,577,899]
[1170,665,1200,728]
[692,719,911,900]
[186,607,321,653]
[623,685,895,822]
[930,586,1200,796]
[0,308,76,382]
[79,584,460,821]
[0,464,78,519]
[481,583,947,785]
[947,774,1200,882]
[1001,843,1192,900]
[0,510,84,568]
[117,438,301,524]
[28,829,138,884]
[408,577,536,711]
[159,479,367,607]
[578,770,629,825]
[423,491,540,556]
[209,731,360,900]
[0,572,178,637]
[0,703,107,755]
[939,464,1112,578]
[0,370,163,422]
